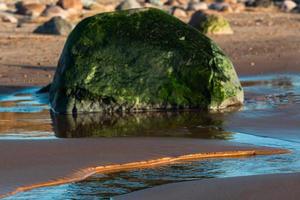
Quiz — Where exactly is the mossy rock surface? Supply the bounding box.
[49,8,243,114]
[189,11,233,35]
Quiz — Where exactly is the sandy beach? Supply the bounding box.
[1,12,300,88]
[0,8,300,200]
[0,138,284,197]
[116,173,300,200]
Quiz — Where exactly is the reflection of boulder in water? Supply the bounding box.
[52,112,232,139]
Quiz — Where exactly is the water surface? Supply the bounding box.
[1,73,300,199]
[0,87,53,139]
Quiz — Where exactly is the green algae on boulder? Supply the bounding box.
[49,8,243,114]
[189,11,233,35]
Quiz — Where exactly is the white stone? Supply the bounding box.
[281,0,297,12]
[0,3,8,11]
[188,2,208,11]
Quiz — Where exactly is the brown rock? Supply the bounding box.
[41,5,68,18]
[172,7,188,18]
[144,3,160,8]
[159,0,170,4]
[177,0,189,5]
[165,0,180,6]
[57,0,83,10]
[231,3,245,13]
[89,3,115,12]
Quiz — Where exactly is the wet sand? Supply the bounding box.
[116,173,300,200]
[0,138,284,197]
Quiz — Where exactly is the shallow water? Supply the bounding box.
[228,74,300,142]
[4,133,300,200]
[0,87,54,139]
[1,73,300,199]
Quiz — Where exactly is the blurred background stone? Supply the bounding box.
[57,0,83,10]
[0,2,8,11]
[0,11,18,23]
[33,16,73,35]
[42,5,68,18]
[188,2,209,11]
[116,0,142,10]
[281,0,297,12]
[15,2,46,17]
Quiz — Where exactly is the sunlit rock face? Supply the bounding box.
[49,8,243,114]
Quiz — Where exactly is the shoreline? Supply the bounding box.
[0,138,288,198]
[116,172,300,200]
[0,146,288,198]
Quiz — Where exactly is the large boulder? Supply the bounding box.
[49,8,243,114]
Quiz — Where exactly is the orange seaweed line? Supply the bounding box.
[0,148,289,199]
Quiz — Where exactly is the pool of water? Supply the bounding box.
[1,73,300,199]
[0,87,54,139]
